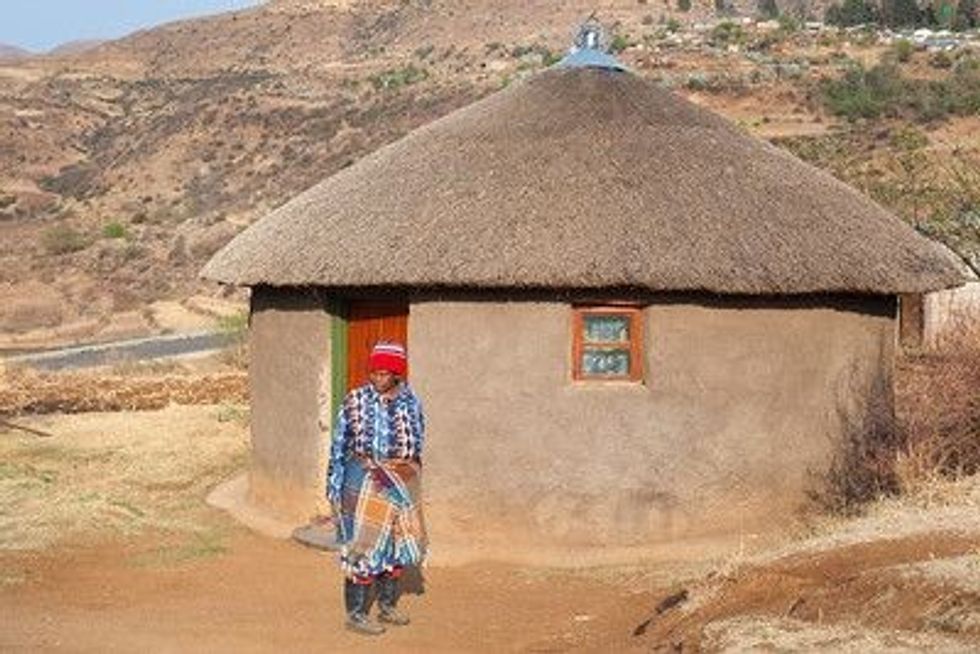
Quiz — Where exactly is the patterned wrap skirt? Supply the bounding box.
[336,456,427,578]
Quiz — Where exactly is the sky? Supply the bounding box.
[0,0,264,52]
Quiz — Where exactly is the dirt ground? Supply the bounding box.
[2,520,978,652]
[2,406,979,652]
[0,525,663,653]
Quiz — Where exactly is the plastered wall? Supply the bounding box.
[408,296,896,557]
[247,286,331,523]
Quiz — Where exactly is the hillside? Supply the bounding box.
[0,0,977,350]
[46,40,106,57]
[0,44,31,61]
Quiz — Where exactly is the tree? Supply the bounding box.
[954,0,979,29]
[881,0,923,27]
[825,0,879,26]
[758,0,781,18]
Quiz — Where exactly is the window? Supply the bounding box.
[572,306,644,382]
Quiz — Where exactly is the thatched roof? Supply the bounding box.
[203,66,967,294]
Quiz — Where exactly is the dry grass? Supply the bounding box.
[811,331,980,514]
[809,368,902,515]
[0,404,249,551]
[895,334,980,493]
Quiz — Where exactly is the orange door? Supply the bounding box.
[347,300,409,390]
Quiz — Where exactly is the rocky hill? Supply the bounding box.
[0,0,977,349]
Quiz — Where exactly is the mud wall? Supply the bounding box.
[408,295,896,559]
[247,286,331,523]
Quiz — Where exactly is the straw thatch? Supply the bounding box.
[203,67,966,294]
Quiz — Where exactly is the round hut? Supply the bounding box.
[203,41,965,562]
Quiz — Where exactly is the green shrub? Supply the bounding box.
[825,0,879,26]
[710,21,745,46]
[609,34,632,53]
[892,38,914,63]
[929,50,954,69]
[758,0,780,19]
[820,59,980,122]
[880,0,922,27]
[954,0,977,30]
[368,65,428,91]
[666,17,682,32]
[677,0,692,11]
[41,224,88,255]
[820,64,902,120]
[102,221,127,239]
[777,14,801,32]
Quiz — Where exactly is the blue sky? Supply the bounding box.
[1,1,263,52]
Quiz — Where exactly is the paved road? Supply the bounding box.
[2,331,236,371]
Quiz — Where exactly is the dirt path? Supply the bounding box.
[3,524,979,653]
[0,525,666,653]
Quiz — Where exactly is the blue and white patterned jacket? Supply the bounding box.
[326,382,425,504]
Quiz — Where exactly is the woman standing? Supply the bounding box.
[326,341,427,635]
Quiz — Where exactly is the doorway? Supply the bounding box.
[346,299,409,391]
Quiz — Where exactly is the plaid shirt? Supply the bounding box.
[326,382,425,504]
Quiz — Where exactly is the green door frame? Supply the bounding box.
[327,298,349,420]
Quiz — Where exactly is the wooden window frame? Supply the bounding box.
[572,305,644,382]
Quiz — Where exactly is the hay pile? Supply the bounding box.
[0,367,247,416]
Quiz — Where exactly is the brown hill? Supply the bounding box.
[0,0,975,349]
[0,43,31,61]
[46,40,106,56]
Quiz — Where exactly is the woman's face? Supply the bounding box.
[369,369,398,394]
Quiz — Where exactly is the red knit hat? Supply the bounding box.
[368,341,407,376]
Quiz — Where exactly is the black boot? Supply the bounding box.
[344,578,385,635]
[377,573,410,626]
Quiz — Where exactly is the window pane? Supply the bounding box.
[583,314,629,343]
[581,348,631,376]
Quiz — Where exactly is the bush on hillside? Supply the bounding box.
[954,0,978,30]
[891,38,914,63]
[880,0,923,27]
[368,65,428,92]
[41,224,88,255]
[711,21,745,46]
[102,221,127,239]
[819,59,980,122]
[758,0,781,19]
[825,0,879,26]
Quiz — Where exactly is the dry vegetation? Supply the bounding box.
[0,404,249,553]
[895,335,980,490]
[811,332,980,515]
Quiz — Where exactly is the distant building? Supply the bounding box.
[204,43,965,560]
